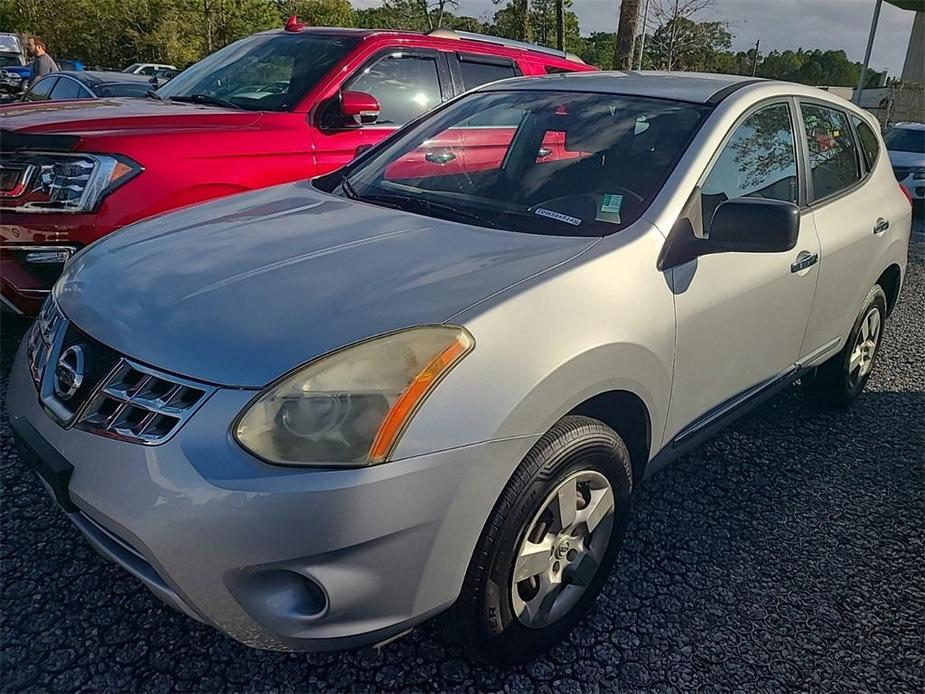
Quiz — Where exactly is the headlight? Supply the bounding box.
[913,169,925,180]
[234,326,474,467]
[0,152,141,213]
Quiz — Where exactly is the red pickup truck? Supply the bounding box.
[0,22,592,314]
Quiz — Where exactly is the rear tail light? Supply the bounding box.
[899,182,913,207]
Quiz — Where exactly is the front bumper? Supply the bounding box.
[6,340,534,651]
[0,212,108,314]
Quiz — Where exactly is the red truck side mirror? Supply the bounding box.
[339,91,380,127]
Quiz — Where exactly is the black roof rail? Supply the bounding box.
[706,78,765,105]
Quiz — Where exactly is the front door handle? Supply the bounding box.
[424,151,456,164]
[873,217,889,235]
[791,251,818,273]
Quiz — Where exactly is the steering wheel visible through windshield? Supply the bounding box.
[333,89,711,236]
[157,32,358,111]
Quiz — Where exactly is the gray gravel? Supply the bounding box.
[2,264,923,692]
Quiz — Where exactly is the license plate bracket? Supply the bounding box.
[13,420,77,512]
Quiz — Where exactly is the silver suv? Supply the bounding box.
[7,72,911,664]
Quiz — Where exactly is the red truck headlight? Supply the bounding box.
[0,152,141,213]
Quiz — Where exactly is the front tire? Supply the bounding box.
[451,415,633,664]
[804,285,887,409]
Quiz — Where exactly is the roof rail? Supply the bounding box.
[428,29,584,64]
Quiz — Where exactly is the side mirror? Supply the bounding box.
[339,90,380,127]
[707,198,800,254]
[657,192,800,271]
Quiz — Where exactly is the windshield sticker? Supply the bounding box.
[600,193,624,216]
[534,208,582,226]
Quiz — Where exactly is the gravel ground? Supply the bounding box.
[1,264,923,693]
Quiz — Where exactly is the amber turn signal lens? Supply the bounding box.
[368,333,472,463]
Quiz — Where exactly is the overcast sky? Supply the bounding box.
[353,0,917,76]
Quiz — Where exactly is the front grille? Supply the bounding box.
[52,322,122,421]
[30,297,215,445]
[26,297,65,386]
[74,360,210,444]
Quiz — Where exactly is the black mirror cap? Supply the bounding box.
[708,198,800,254]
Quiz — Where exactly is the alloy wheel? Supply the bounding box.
[510,470,615,629]
[848,306,882,389]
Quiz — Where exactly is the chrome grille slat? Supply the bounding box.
[29,298,214,445]
[74,359,214,445]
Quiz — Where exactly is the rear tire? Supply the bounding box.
[450,415,633,665]
[803,285,887,409]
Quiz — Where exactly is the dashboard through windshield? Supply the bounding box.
[333,89,712,237]
[157,33,359,112]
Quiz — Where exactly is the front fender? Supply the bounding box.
[394,222,675,465]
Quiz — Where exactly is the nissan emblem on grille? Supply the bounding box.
[54,345,85,400]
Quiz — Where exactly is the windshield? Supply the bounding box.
[0,55,23,68]
[335,90,711,236]
[885,126,925,154]
[157,32,358,112]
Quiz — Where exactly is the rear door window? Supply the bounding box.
[457,55,518,90]
[852,117,881,171]
[50,77,88,100]
[800,103,861,201]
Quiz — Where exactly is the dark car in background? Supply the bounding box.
[20,71,152,102]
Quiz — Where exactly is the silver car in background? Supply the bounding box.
[7,72,911,663]
[884,121,925,206]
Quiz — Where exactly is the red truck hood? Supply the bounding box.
[0,98,262,136]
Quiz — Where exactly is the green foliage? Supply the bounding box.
[0,0,888,88]
[647,16,732,71]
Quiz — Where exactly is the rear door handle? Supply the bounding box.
[791,251,818,273]
[873,218,889,235]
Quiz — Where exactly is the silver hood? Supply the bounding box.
[57,181,595,387]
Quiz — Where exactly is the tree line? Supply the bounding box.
[0,0,884,88]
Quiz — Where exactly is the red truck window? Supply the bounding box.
[458,56,518,91]
[349,54,443,126]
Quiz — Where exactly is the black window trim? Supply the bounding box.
[795,96,869,209]
[328,47,453,130]
[696,97,806,217]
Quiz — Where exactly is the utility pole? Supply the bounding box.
[615,0,641,70]
[637,0,650,70]
[855,0,883,104]
[751,38,760,76]
[556,0,565,51]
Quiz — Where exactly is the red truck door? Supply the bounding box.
[312,49,455,176]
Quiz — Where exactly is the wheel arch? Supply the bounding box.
[566,390,652,485]
[876,263,902,316]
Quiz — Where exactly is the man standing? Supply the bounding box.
[26,36,58,87]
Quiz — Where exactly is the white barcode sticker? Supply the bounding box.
[533,208,582,226]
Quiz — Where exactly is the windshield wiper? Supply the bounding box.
[355,192,497,229]
[168,94,242,110]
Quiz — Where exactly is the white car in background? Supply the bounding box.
[123,62,177,76]
[885,122,925,206]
